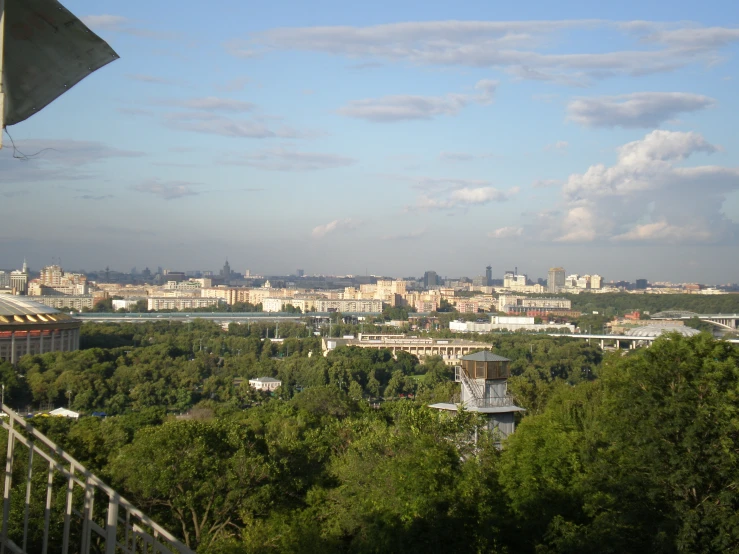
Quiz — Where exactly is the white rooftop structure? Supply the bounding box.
[0,296,61,316]
[248,377,282,391]
[49,407,80,419]
[625,325,700,338]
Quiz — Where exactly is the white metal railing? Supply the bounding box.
[0,404,194,554]
[456,367,517,409]
[458,367,484,405]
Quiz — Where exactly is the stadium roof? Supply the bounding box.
[625,325,700,338]
[0,296,75,325]
[0,296,60,316]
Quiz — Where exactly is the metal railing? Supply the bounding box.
[0,404,194,554]
[456,367,517,409]
[458,367,485,405]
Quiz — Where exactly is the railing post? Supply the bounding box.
[105,493,119,554]
[62,462,75,554]
[1,415,15,554]
[81,475,95,554]
[42,460,54,554]
[22,435,34,553]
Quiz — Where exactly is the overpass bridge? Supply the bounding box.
[650,311,739,330]
[550,333,739,350]
[74,312,376,327]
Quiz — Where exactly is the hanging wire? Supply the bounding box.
[3,127,58,160]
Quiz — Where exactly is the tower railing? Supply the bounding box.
[0,404,195,554]
[457,366,484,405]
[456,366,517,409]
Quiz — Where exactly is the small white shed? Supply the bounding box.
[248,377,282,391]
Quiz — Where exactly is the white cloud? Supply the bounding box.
[82,15,129,29]
[411,177,493,192]
[612,221,713,242]
[215,77,250,92]
[178,97,256,113]
[163,112,305,139]
[312,218,356,238]
[82,15,175,39]
[415,186,518,210]
[337,80,497,122]
[555,204,600,242]
[541,130,739,244]
[567,92,715,128]
[225,148,356,171]
[223,39,261,59]
[563,130,717,201]
[241,20,739,83]
[545,140,569,151]
[488,226,523,239]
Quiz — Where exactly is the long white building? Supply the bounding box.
[450,316,575,333]
[147,297,224,311]
[313,299,383,313]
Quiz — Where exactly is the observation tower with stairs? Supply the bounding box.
[429,351,524,439]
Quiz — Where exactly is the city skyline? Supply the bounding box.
[0,257,732,287]
[1,0,738,282]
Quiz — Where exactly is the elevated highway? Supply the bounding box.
[650,311,739,330]
[550,333,739,349]
[74,311,384,326]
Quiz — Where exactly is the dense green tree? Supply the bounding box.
[111,419,270,550]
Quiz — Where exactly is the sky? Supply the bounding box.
[1,0,738,283]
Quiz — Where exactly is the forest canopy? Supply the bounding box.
[1,322,738,553]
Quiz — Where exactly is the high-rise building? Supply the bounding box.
[485,265,492,286]
[504,271,527,288]
[548,267,565,293]
[10,260,29,295]
[472,275,487,287]
[635,279,648,290]
[296,269,305,278]
[423,270,438,289]
[590,275,603,289]
[576,275,591,289]
[220,260,231,283]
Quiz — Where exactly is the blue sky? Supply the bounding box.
[1,0,738,283]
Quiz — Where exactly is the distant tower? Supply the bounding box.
[221,260,232,284]
[429,351,524,442]
[10,259,29,295]
[548,267,565,293]
[423,270,438,289]
[485,265,492,286]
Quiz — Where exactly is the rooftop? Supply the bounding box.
[249,377,281,383]
[462,351,511,362]
[625,325,701,338]
[0,295,60,317]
